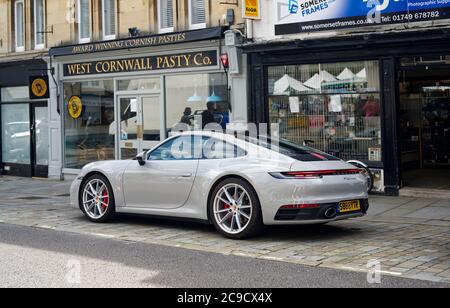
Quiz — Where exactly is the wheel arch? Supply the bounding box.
[206,174,262,224]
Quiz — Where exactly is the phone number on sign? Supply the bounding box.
[391,11,440,22]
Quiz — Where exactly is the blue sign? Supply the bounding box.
[276,0,450,35]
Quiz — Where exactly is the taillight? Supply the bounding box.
[270,169,362,179]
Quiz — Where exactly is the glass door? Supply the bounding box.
[1,103,32,176]
[118,95,161,159]
[119,96,140,160]
[32,103,49,177]
[0,102,48,177]
[141,96,161,152]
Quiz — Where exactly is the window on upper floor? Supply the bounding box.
[102,0,116,40]
[14,0,25,52]
[77,0,91,43]
[34,0,45,49]
[158,0,174,34]
[189,0,206,30]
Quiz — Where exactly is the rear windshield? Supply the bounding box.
[247,137,340,162]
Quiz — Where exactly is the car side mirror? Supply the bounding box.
[135,152,146,166]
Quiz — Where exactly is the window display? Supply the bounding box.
[268,61,382,162]
[63,80,115,169]
[165,73,229,132]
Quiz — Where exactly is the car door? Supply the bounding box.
[122,135,199,209]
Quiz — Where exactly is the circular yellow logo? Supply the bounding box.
[31,78,48,98]
[68,96,83,119]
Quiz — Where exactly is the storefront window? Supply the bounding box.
[63,80,115,169]
[165,73,229,133]
[117,78,160,92]
[268,61,382,162]
[1,86,29,102]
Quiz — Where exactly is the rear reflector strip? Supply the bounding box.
[280,204,321,210]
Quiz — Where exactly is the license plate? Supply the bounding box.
[339,200,361,213]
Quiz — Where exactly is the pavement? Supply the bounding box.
[0,223,447,288]
[0,176,449,285]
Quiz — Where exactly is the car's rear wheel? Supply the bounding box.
[80,174,116,223]
[210,178,263,239]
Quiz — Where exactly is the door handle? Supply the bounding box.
[177,173,192,178]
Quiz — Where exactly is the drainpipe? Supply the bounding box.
[246,19,254,40]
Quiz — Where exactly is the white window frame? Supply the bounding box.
[188,0,206,30]
[14,0,25,52]
[102,0,116,40]
[34,0,45,49]
[157,0,174,34]
[77,0,91,43]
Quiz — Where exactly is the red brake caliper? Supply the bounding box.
[102,190,109,210]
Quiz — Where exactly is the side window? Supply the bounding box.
[149,136,197,161]
[202,137,247,160]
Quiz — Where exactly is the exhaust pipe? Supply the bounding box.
[324,207,337,219]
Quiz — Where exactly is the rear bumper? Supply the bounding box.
[267,212,367,225]
[251,172,368,225]
[274,199,369,221]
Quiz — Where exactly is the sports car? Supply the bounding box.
[70,131,369,239]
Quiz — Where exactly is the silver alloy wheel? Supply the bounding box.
[82,179,110,220]
[213,183,253,235]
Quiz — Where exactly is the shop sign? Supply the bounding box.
[29,76,49,99]
[243,0,261,19]
[275,0,450,35]
[68,96,83,119]
[63,50,219,77]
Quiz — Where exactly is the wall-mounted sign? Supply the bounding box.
[63,50,219,77]
[68,96,83,119]
[275,0,450,35]
[50,27,224,57]
[29,76,49,99]
[243,0,261,20]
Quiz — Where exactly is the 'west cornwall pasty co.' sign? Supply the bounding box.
[63,50,219,77]
[275,0,450,35]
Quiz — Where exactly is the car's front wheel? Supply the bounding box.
[210,178,263,239]
[80,174,116,223]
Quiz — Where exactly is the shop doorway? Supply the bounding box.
[117,95,161,159]
[399,62,450,190]
[0,102,49,177]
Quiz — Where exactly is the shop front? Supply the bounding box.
[49,28,229,176]
[245,29,450,195]
[0,59,50,177]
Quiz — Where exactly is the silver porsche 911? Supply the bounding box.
[70,131,369,239]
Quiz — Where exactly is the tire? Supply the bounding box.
[209,178,264,239]
[79,174,116,223]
